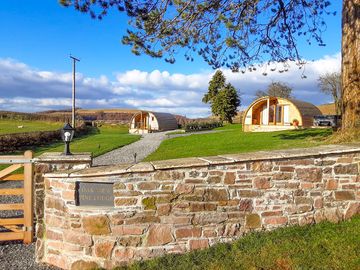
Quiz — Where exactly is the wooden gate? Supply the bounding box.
[0,151,34,243]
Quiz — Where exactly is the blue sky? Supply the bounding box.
[0,1,342,117]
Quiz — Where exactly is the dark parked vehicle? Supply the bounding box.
[313,115,341,127]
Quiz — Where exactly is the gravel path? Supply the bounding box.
[0,242,59,270]
[93,131,168,166]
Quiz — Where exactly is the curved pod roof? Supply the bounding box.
[131,111,178,131]
[242,96,322,127]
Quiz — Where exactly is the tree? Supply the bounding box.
[318,72,342,115]
[341,0,360,129]
[202,70,226,104]
[203,71,240,123]
[255,82,292,99]
[60,0,359,130]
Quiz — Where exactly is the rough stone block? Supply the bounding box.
[46,229,63,241]
[296,168,322,182]
[146,224,173,246]
[83,215,111,235]
[142,197,156,210]
[192,213,228,225]
[45,197,65,212]
[253,177,272,189]
[326,179,338,190]
[118,236,142,247]
[334,191,355,201]
[157,204,172,216]
[294,197,313,205]
[63,230,92,246]
[264,216,288,226]
[252,161,273,172]
[175,184,195,194]
[138,182,160,190]
[239,199,253,212]
[189,239,209,250]
[334,164,358,175]
[224,172,236,184]
[115,198,138,206]
[204,189,228,201]
[272,172,293,180]
[175,227,202,239]
[94,240,115,259]
[238,190,262,198]
[324,208,342,223]
[113,248,134,261]
[245,213,261,229]
[70,260,99,270]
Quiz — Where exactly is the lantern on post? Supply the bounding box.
[61,122,75,155]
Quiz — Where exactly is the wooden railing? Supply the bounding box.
[0,151,34,243]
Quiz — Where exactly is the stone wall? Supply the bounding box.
[38,145,360,270]
[33,153,92,262]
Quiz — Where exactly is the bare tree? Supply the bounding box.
[255,82,292,99]
[318,72,342,115]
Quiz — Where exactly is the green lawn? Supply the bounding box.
[118,216,360,270]
[146,124,332,161]
[35,124,140,157]
[0,124,140,158]
[0,119,62,134]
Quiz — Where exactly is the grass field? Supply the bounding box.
[0,120,62,134]
[118,216,360,270]
[35,124,140,157]
[146,124,332,161]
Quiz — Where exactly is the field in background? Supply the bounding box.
[146,124,332,161]
[0,120,62,134]
[118,216,360,270]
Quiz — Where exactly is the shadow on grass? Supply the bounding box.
[273,128,332,141]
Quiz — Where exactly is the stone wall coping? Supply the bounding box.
[43,144,360,178]
[34,152,92,163]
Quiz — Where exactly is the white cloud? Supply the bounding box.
[0,54,340,118]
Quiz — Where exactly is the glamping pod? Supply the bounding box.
[242,96,322,132]
[129,111,178,134]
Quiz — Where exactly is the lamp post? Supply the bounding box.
[70,55,80,128]
[61,122,75,155]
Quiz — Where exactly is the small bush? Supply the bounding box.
[184,121,223,132]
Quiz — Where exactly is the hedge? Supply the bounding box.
[0,125,92,153]
[184,121,223,132]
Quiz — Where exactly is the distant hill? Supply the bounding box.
[317,103,336,115]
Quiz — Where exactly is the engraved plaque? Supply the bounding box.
[76,182,114,207]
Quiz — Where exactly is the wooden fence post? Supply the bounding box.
[23,150,34,244]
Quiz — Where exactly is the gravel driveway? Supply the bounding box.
[93,131,169,166]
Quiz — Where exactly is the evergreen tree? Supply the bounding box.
[203,71,240,123]
[202,70,226,104]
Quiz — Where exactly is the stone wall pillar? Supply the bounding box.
[33,152,92,262]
